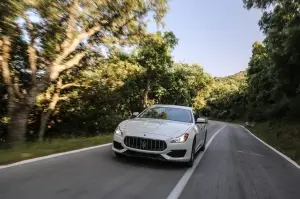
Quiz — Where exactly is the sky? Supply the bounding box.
[147,0,265,77]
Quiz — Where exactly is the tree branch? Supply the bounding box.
[57,52,85,74]
[61,83,80,89]
[58,96,69,101]
[24,15,38,85]
[13,76,24,98]
[47,25,100,82]
[45,89,52,101]
[0,39,3,72]
[1,36,15,114]
[1,36,13,86]
[49,92,60,110]
[56,77,63,89]
[61,0,79,50]
[54,25,101,65]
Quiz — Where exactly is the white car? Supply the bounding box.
[112,104,208,166]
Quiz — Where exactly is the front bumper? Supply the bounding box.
[112,134,193,162]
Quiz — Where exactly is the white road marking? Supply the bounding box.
[237,150,264,157]
[0,143,112,170]
[251,152,265,157]
[239,125,300,169]
[167,124,227,199]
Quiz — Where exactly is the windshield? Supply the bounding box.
[138,107,193,123]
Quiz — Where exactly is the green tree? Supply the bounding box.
[244,0,300,98]
[0,0,168,143]
[244,0,300,120]
[204,71,247,120]
[136,31,178,107]
[53,53,142,135]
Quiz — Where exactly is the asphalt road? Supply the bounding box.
[1,121,300,199]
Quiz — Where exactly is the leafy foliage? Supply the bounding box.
[46,36,213,137]
[1,0,170,143]
[203,71,248,120]
[242,0,300,121]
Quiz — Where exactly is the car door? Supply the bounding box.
[198,123,206,145]
[194,111,205,147]
[193,112,202,149]
[201,119,207,142]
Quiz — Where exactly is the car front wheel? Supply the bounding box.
[200,131,207,151]
[186,139,195,167]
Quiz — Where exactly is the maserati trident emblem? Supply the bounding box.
[141,140,147,149]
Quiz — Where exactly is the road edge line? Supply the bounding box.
[0,143,112,170]
[167,124,227,199]
[238,124,300,169]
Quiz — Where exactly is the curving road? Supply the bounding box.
[1,121,300,199]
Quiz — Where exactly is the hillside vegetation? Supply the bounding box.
[203,71,247,120]
[203,0,300,164]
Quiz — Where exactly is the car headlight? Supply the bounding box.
[171,133,189,143]
[114,127,123,136]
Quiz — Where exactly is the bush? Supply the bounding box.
[286,96,300,119]
[199,107,210,117]
[228,112,237,120]
[266,97,289,119]
[247,107,267,122]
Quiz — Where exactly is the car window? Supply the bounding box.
[138,107,193,123]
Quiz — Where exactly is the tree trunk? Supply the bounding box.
[1,36,29,144]
[144,75,151,108]
[8,105,31,143]
[7,87,39,143]
[1,36,15,116]
[38,111,52,142]
[38,90,60,141]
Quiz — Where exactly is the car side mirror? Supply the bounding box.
[131,112,139,118]
[196,118,207,124]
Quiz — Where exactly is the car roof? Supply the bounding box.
[150,104,193,111]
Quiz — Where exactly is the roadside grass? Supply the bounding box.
[0,134,113,165]
[238,120,300,165]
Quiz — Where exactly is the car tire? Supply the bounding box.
[200,130,207,151]
[186,139,196,167]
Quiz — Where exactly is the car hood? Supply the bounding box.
[119,118,192,138]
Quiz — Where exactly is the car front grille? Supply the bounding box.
[124,136,167,151]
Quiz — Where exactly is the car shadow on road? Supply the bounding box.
[111,151,202,171]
